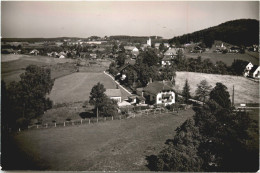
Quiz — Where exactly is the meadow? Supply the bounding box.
[48,72,131,104]
[185,51,259,66]
[3,108,194,171]
[1,54,75,84]
[175,71,259,104]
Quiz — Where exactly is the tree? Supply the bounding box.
[159,43,165,52]
[3,65,54,129]
[153,118,203,171]
[159,64,176,85]
[100,97,118,117]
[152,96,258,172]
[140,49,159,66]
[108,61,119,76]
[195,80,212,104]
[230,59,248,75]
[116,53,126,67]
[89,82,107,120]
[209,82,231,109]
[182,79,191,103]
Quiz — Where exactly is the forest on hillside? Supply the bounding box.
[169,19,259,47]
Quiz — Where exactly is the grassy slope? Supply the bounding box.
[4,108,194,171]
[49,72,131,104]
[1,54,75,84]
[175,72,259,104]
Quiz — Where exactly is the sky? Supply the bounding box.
[1,1,259,39]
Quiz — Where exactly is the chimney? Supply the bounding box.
[142,91,144,97]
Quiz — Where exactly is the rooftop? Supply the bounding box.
[250,65,259,73]
[164,48,177,55]
[105,89,121,97]
[143,81,174,95]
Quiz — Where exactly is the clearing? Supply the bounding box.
[175,71,259,104]
[48,72,131,104]
[3,108,194,171]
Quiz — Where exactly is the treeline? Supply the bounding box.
[169,19,259,47]
[1,37,81,43]
[174,51,249,76]
[109,35,164,43]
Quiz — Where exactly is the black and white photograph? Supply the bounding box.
[1,1,259,171]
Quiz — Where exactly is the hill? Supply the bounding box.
[169,19,259,47]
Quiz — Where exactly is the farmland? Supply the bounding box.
[3,108,194,171]
[1,54,76,84]
[175,71,259,104]
[1,54,112,84]
[185,51,259,66]
[48,72,131,104]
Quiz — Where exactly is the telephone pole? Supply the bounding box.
[232,85,235,107]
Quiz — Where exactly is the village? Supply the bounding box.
[1,1,259,172]
[2,36,260,111]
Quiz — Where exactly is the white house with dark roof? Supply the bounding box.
[161,56,173,67]
[142,81,175,106]
[249,65,260,78]
[105,89,122,103]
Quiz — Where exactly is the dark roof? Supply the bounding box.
[250,65,259,73]
[118,63,138,72]
[143,81,174,95]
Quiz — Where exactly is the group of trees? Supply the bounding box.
[150,82,258,171]
[109,48,177,88]
[173,51,249,76]
[2,65,54,130]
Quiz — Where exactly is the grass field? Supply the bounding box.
[3,108,194,171]
[48,72,131,104]
[185,51,259,66]
[175,72,259,104]
[1,54,76,84]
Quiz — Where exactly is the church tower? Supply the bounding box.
[147,38,151,46]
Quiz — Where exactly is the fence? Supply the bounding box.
[15,106,188,132]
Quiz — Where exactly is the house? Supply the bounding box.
[90,53,97,59]
[142,81,175,106]
[105,89,122,103]
[127,95,146,105]
[245,62,254,71]
[249,65,260,78]
[161,56,173,67]
[164,43,170,48]
[59,55,65,59]
[155,43,161,49]
[117,63,138,85]
[30,49,39,55]
[229,46,240,53]
[164,48,177,58]
[244,62,254,77]
[124,46,139,57]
